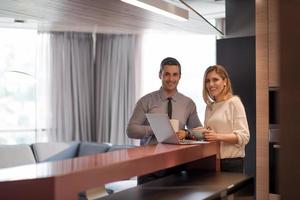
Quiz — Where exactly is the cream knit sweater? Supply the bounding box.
[204,96,250,159]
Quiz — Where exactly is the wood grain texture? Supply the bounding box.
[279,1,300,199]
[268,0,280,87]
[0,0,220,34]
[255,0,269,199]
[0,143,219,200]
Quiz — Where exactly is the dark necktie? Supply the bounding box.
[167,97,172,119]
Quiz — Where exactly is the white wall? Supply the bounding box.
[141,31,216,123]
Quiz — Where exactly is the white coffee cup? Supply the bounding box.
[170,119,179,132]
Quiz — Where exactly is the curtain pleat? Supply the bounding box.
[48,32,94,142]
[95,34,141,144]
[38,32,140,144]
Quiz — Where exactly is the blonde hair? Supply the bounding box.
[202,65,233,105]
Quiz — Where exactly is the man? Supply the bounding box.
[127,57,202,184]
[127,57,202,144]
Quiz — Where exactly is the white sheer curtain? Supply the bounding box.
[95,34,141,144]
[46,32,94,142]
[36,32,51,142]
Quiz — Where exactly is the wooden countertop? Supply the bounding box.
[0,142,219,200]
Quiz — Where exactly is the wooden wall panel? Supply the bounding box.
[0,0,221,34]
[255,0,269,199]
[279,1,300,199]
[268,0,280,87]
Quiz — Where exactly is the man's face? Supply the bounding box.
[160,65,181,93]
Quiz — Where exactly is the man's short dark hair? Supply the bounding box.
[159,57,181,75]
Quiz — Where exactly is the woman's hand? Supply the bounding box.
[202,128,239,144]
[192,127,207,132]
[203,129,220,142]
[176,130,187,140]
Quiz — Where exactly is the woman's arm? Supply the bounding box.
[203,130,238,144]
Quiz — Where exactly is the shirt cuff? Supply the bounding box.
[145,126,153,137]
[233,131,243,147]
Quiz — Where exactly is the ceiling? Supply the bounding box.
[183,0,225,19]
[0,0,225,35]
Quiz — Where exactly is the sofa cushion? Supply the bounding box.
[78,142,111,157]
[0,144,36,168]
[32,142,80,162]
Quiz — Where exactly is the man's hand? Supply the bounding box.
[176,130,187,140]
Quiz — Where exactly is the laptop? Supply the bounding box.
[146,113,209,145]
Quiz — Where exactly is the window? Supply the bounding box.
[141,31,216,123]
[0,28,46,144]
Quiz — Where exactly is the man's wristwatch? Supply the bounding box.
[184,129,195,140]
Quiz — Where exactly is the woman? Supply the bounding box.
[200,65,250,173]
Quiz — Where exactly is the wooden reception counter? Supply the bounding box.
[0,142,219,200]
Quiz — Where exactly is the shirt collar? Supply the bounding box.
[159,87,178,102]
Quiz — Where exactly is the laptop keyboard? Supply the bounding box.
[180,140,196,144]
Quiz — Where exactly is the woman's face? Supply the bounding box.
[205,70,226,102]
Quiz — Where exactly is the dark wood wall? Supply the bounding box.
[279,1,300,199]
[226,0,255,38]
[217,37,256,176]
